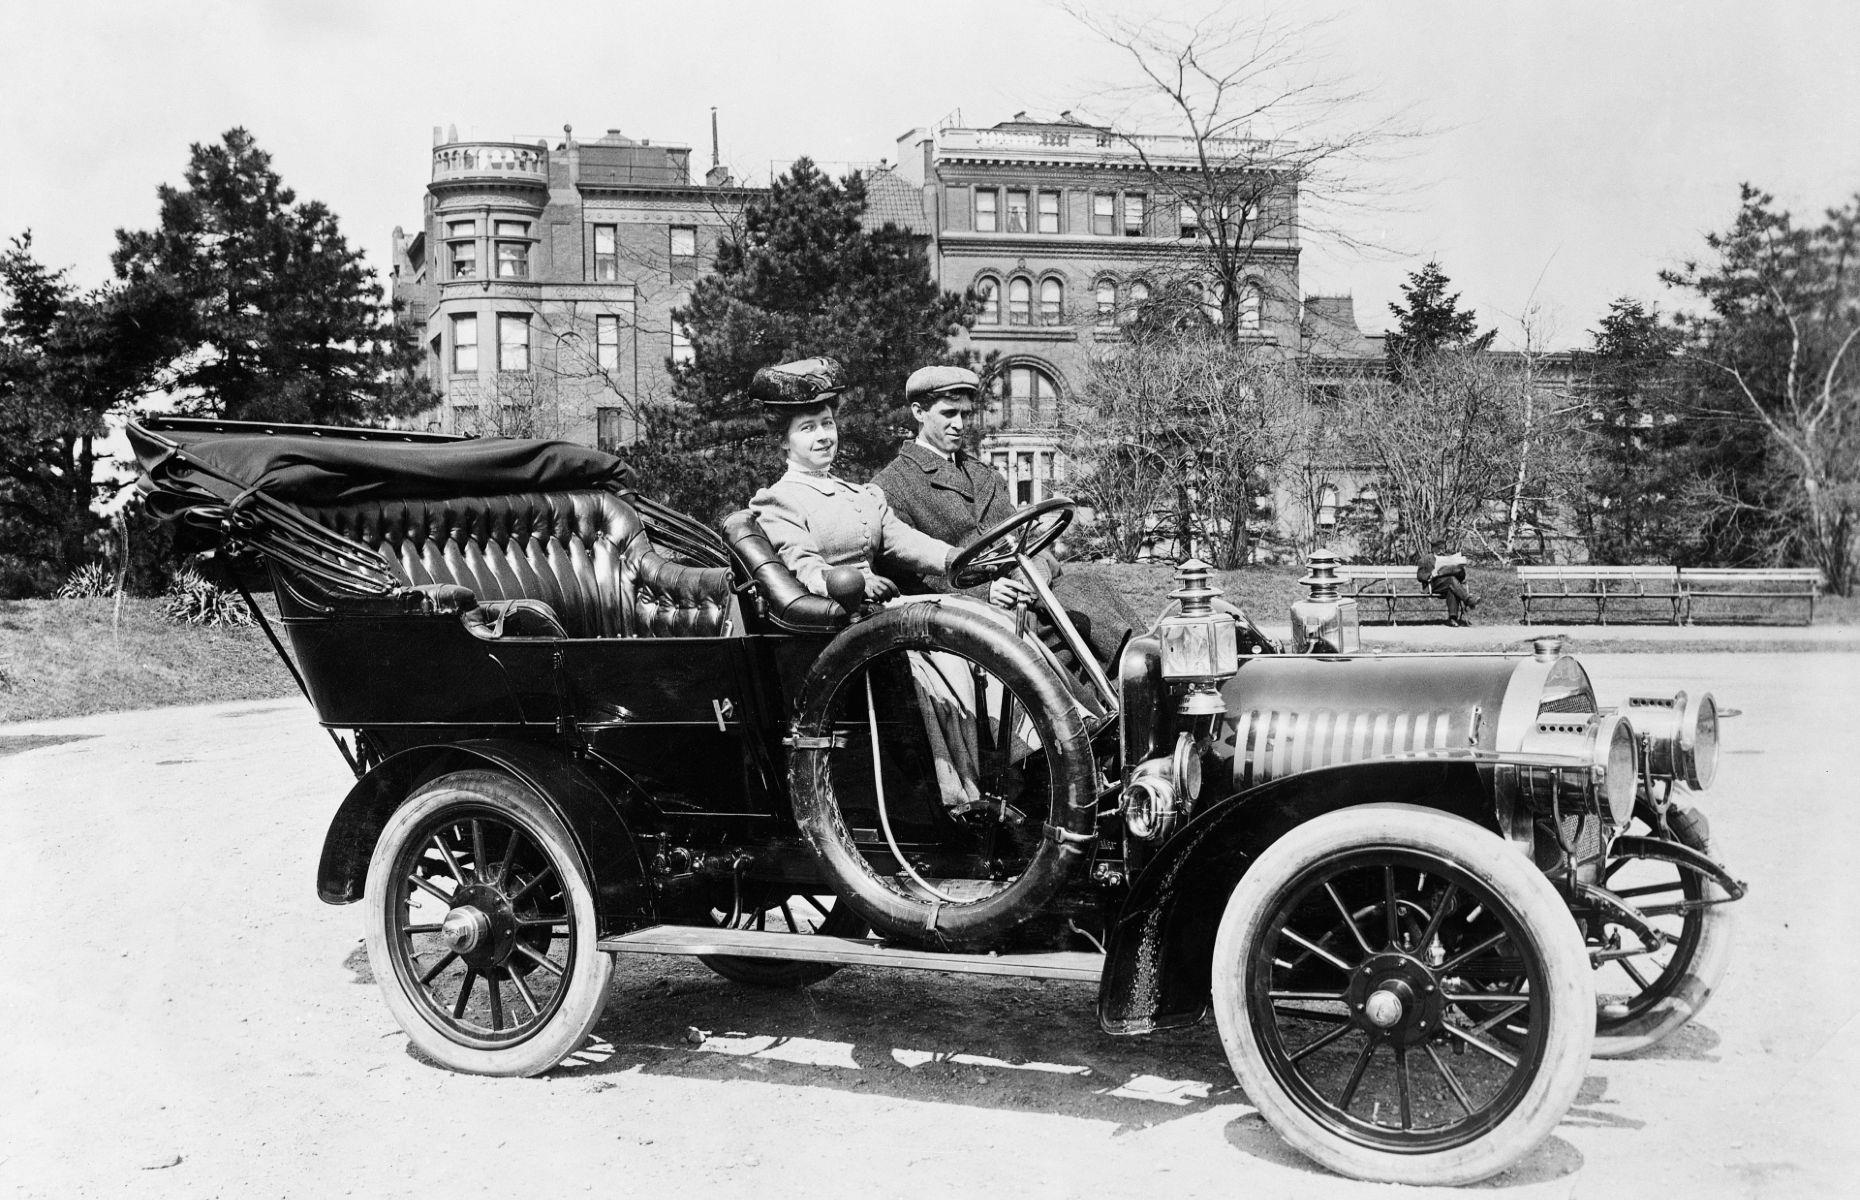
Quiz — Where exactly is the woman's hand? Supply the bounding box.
[988,576,1033,609]
[864,574,900,603]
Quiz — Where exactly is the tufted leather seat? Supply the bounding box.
[298,490,735,638]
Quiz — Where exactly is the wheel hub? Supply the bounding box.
[445,883,520,968]
[1347,952,1446,1047]
[440,905,492,953]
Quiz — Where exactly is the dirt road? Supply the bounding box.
[4,652,1856,1199]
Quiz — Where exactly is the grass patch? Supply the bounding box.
[0,596,296,724]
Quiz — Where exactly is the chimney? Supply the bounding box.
[432,126,444,147]
[710,106,720,169]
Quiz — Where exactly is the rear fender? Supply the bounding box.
[1097,758,1493,1034]
[316,740,654,932]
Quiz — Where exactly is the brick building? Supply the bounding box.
[886,113,1307,506]
[390,125,758,450]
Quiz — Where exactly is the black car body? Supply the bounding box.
[131,415,1743,1187]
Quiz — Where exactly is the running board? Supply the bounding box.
[598,924,1104,983]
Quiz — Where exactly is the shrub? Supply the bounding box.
[55,562,117,599]
[162,566,253,627]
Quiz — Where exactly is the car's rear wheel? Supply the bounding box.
[1211,804,1594,1186]
[363,770,613,1076]
[698,888,868,987]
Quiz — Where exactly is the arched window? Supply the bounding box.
[1007,277,1032,326]
[975,276,1000,324]
[1240,281,1262,332]
[1039,278,1064,326]
[993,364,1060,428]
[1095,279,1116,325]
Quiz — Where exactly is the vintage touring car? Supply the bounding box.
[130,415,1743,1186]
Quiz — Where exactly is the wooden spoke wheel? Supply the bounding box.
[1211,804,1593,1187]
[364,770,613,1076]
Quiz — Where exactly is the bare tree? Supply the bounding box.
[1339,346,1583,561]
[1065,3,1417,344]
[1063,325,1309,567]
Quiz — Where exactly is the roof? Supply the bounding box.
[1301,295,1382,359]
[861,165,926,234]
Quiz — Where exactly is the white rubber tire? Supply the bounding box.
[1211,803,1595,1187]
[363,770,614,1077]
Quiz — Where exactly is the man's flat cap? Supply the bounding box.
[905,364,980,404]
[750,357,846,409]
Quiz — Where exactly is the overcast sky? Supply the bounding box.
[4,0,1857,349]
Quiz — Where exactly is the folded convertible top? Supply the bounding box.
[128,415,628,506]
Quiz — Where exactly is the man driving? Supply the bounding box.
[872,365,1135,666]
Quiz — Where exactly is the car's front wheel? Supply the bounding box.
[1211,804,1594,1186]
[363,770,614,1076]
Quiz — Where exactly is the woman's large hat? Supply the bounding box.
[750,356,846,410]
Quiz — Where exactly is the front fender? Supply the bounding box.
[316,739,655,933]
[1097,758,1493,1034]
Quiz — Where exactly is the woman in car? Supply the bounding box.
[748,356,1037,811]
[747,356,962,603]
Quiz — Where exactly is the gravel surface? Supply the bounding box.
[4,653,1857,1198]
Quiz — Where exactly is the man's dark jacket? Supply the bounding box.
[870,442,1057,594]
[872,441,1136,665]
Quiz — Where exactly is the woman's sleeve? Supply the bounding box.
[750,487,832,596]
[873,488,956,579]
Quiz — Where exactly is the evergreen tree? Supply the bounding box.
[112,128,430,425]
[1385,260,1484,378]
[1573,299,1707,563]
[0,235,185,593]
[622,158,977,521]
[1663,185,1860,591]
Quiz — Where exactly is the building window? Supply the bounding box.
[593,225,618,281]
[996,364,1059,428]
[1005,189,1030,233]
[597,407,627,453]
[669,226,697,262]
[595,314,620,370]
[1007,277,1031,326]
[1240,282,1262,332]
[1317,484,1340,529]
[1039,278,1064,326]
[497,314,529,371]
[1123,193,1146,237]
[447,220,477,279]
[494,222,530,278]
[1179,202,1200,240]
[974,189,998,232]
[1095,279,1116,325]
[976,276,1000,324]
[671,321,694,366]
[452,406,478,436]
[1092,192,1115,236]
[1037,190,1061,234]
[451,315,477,373]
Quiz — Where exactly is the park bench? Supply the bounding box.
[1517,565,1684,625]
[1343,564,1444,623]
[1678,567,1822,625]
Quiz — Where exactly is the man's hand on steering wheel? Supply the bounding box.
[947,497,1076,590]
[987,576,1034,609]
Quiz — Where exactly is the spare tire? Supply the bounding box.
[787,599,1100,948]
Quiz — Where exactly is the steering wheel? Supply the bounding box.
[947,497,1076,589]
